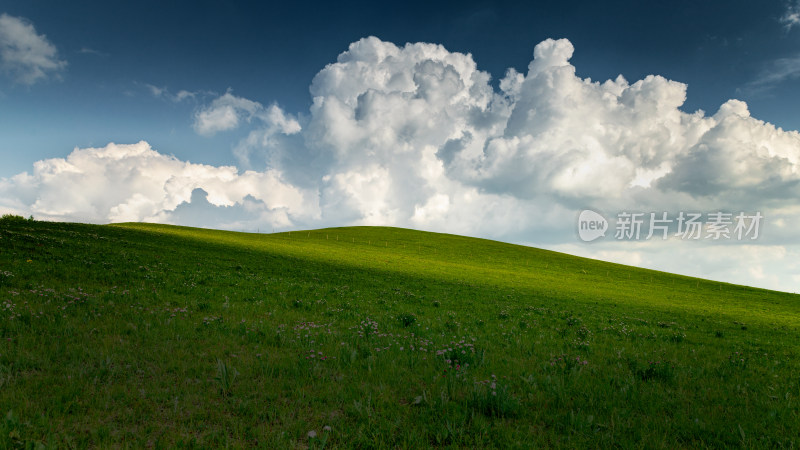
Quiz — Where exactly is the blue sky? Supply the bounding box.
[2,0,800,292]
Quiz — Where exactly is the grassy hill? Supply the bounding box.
[0,217,798,448]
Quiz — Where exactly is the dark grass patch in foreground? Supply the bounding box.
[0,218,798,448]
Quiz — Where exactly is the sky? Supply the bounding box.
[1,0,799,292]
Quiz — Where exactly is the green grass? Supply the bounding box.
[0,217,798,448]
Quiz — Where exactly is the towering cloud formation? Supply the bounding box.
[271,37,798,223]
[2,37,799,291]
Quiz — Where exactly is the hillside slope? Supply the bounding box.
[1,219,798,447]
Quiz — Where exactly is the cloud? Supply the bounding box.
[193,91,261,135]
[782,1,800,31]
[78,47,107,57]
[659,99,800,203]
[298,37,799,217]
[194,90,302,169]
[145,84,197,102]
[0,13,66,85]
[0,141,318,227]
[740,55,800,96]
[3,36,800,292]
[192,90,301,148]
[551,240,799,293]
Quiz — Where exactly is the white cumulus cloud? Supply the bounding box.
[0,141,318,227]
[0,13,66,85]
[193,91,262,136]
[193,90,300,138]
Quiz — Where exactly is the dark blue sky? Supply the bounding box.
[1,0,799,176]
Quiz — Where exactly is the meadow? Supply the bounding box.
[0,215,798,448]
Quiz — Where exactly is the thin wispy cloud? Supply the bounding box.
[144,83,199,103]
[740,55,800,96]
[738,5,800,97]
[782,1,800,31]
[0,13,66,85]
[78,47,108,57]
